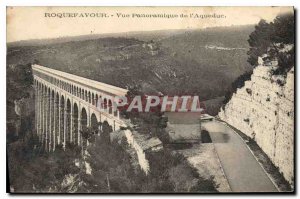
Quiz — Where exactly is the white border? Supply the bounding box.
[1,0,299,198]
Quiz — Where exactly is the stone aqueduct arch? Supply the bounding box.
[33,64,128,151]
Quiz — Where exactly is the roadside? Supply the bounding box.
[203,120,278,192]
[219,120,293,192]
[172,143,231,192]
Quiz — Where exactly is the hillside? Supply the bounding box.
[7,26,254,113]
[7,29,188,48]
[219,63,294,186]
[160,26,254,79]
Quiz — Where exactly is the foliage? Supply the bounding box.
[7,63,35,143]
[247,13,294,74]
[7,64,33,101]
[8,121,218,193]
[223,71,253,105]
[247,20,273,66]
[80,127,218,193]
[120,85,169,142]
[8,133,83,192]
[146,149,218,192]
[223,13,294,108]
[84,136,138,192]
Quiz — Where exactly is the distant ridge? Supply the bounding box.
[7,25,254,48]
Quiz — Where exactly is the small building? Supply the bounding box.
[166,122,201,144]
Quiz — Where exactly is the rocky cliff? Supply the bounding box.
[219,62,294,185]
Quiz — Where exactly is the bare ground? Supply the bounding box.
[174,143,231,192]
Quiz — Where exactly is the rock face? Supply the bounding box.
[219,64,294,185]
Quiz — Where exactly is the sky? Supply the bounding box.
[6,6,294,42]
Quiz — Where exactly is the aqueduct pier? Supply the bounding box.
[33,64,128,151]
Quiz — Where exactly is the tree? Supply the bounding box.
[120,86,168,141]
[247,13,294,74]
[247,19,273,66]
[271,13,294,44]
[7,64,33,101]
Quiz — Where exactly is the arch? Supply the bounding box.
[92,93,94,105]
[103,98,107,109]
[73,103,79,145]
[50,90,55,149]
[66,98,72,144]
[60,95,65,145]
[101,120,112,143]
[39,81,42,89]
[85,90,88,102]
[91,113,98,132]
[95,94,99,108]
[81,107,88,129]
[54,92,60,146]
[51,89,55,99]
[108,99,113,114]
[88,91,91,104]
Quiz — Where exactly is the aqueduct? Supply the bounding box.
[33,64,128,151]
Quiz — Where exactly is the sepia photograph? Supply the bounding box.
[6,6,295,193]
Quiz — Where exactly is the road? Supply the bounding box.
[202,120,278,192]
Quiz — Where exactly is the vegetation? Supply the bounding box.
[7,64,33,101]
[120,85,169,143]
[223,13,294,105]
[86,124,217,193]
[8,134,83,192]
[146,150,217,192]
[223,71,253,106]
[247,13,294,74]
[7,63,35,143]
[8,121,217,193]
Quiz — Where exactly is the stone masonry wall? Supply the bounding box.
[219,64,294,185]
